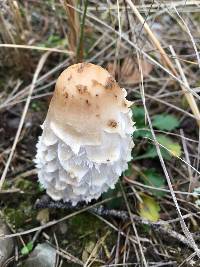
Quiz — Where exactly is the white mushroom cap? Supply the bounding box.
[35,63,135,205]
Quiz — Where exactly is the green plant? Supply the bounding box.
[21,241,34,255]
[132,106,181,160]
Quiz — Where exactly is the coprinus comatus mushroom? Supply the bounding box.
[35,63,135,205]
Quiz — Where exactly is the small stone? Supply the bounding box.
[0,219,14,266]
[23,243,56,267]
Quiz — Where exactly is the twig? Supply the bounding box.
[0,189,22,194]
[170,46,200,128]
[180,128,194,194]
[68,4,200,101]
[35,195,88,210]
[135,45,200,257]
[34,197,196,251]
[45,241,84,266]
[92,206,195,250]
[174,7,200,68]
[56,249,83,266]
[0,196,118,239]
[125,0,177,72]
[0,53,49,189]
[0,44,74,55]
[125,0,200,127]
[120,181,148,267]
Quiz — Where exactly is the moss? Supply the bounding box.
[68,213,104,237]
[15,178,35,191]
[30,100,48,112]
[2,178,40,229]
[67,212,117,253]
[4,201,37,229]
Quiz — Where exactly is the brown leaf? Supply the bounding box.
[36,209,49,225]
[107,62,117,78]
[107,57,153,84]
[121,57,153,84]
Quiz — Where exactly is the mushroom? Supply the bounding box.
[35,63,135,205]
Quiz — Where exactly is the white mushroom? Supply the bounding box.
[35,63,135,205]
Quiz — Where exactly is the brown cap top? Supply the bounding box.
[45,63,132,149]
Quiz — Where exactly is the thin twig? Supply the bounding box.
[34,197,196,252]
[120,182,148,267]
[0,44,74,55]
[170,46,200,127]
[125,0,200,127]
[0,196,121,239]
[0,53,49,189]
[134,32,200,257]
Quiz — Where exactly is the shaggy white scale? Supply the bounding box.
[35,110,134,205]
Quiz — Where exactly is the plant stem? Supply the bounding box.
[76,0,88,62]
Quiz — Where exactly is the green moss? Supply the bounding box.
[64,212,117,262]
[68,213,103,237]
[3,178,40,229]
[15,178,35,191]
[4,201,37,228]
[30,100,47,112]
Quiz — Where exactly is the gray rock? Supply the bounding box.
[0,220,14,265]
[23,243,57,267]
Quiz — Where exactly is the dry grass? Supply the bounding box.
[1,0,200,266]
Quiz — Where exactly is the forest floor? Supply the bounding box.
[1,1,200,266]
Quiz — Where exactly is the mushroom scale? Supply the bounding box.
[35,63,135,205]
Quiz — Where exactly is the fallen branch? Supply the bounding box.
[35,196,195,251]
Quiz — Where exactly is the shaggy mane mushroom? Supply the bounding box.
[35,63,135,205]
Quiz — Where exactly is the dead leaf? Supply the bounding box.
[121,57,153,84]
[107,62,117,78]
[36,209,49,225]
[107,57,153,84]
